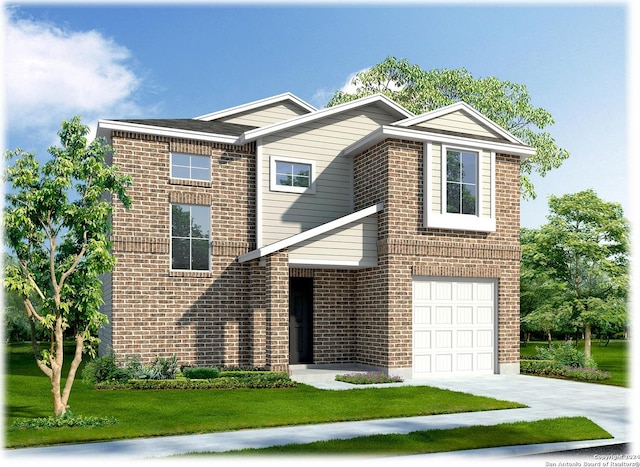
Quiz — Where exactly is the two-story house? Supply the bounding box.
[96,92,535,379]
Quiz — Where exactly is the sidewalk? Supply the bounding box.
[3,374,633,465]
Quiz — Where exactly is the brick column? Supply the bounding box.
[249,261,267,368]
[265,250,290,372]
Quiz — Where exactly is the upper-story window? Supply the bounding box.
[171,204,210,270]
[446,149,477,215]
[171,153,211,182]
[270,155,316,194]
[424,143,495,232]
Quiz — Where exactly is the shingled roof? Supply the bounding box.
[114,119,257,137]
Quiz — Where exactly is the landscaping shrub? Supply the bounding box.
[536,341,597,369]
[142,355,179,380]
[82,353,180,385]
[520,359,610,382]
[95,372,296,390]
[12,410,118,429]
[82,353,130,385]
[183,367,220,379]
[335,372,404,385]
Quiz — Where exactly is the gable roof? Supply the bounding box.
[238,94,414,144]
[194,92,317,121]
[393,101,525,145]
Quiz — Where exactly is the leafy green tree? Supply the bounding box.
[520,190,628,356]
[3,117,132,416]
[328,56,569,199]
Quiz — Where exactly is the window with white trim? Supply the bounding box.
[446,149,478,215]
[171,204,210,270]
[270,156,316,194]
[423,142,495,232]
[171,153,211,182]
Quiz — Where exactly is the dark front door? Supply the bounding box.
[289,277,313,364]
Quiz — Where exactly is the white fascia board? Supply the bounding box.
[393,101,526,146]
[342,126,536,159]
[97,120,239,145]
[194,93,317,121]
[238,94,413,144]
[288,259,378,269]
[237,203,384,263]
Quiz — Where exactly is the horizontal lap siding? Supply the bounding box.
[262,105,400,245]
[414,110,501,139]
[221,101,310,127]
[289,214,378,264]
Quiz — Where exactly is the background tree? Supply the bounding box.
[328,56,569,199]
[3,117,132,416]
[519,190,628,355]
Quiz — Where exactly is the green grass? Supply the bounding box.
[520,339,630,387]
[5,343,525,448]
[203,417,611,456]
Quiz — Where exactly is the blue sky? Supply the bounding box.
[1,1,635,230]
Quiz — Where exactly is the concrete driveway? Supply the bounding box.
[3,374,633,465]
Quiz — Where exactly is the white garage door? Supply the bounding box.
[413,277,496,377]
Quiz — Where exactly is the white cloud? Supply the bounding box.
[3,11,143,135]
[312,68,369,108]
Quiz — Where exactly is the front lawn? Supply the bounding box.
[209,416,611,456]
[5,343,524,448]
[520,339,629,387]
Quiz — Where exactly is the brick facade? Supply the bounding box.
[101,118,522,376]
[352,139,521,372]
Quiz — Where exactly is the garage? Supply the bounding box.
[412,277,496,377]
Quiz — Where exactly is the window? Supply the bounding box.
[446,149,477,215]
[171,153,211,182]
[270,156,316,194]
[171,204,210,270]
[423,142,495,232]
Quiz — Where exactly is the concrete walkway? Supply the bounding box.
[3,374,634,465]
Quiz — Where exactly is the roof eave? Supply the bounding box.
[394,101,526,146]
[239,94,414,144]
[97,120,240,145]
[194,92,317,121]
[342,126,536,159]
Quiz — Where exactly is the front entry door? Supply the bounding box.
[289,277,313,364]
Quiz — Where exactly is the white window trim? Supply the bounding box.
[269,155,316,194]
[424,142,496,232]
[170,152,211,182]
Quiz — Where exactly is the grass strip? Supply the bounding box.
[206,417,611,456]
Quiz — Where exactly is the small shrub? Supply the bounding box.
[520,359,559,376]
[335,372,404,385]
[520,359,610,382]
[12,410,118,429]
[559,366,611,381]
[82,353,130,385]
[536,341,597,369]
[183,367,220,379]
[95,372,296,390]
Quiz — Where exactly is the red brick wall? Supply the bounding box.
[104,133,257,366]
[104,129,522,373]
[353,139,522,370]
